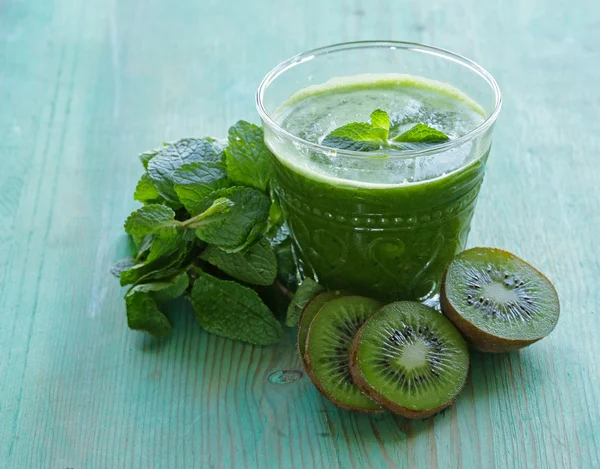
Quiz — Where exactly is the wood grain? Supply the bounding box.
[1,0,598,467]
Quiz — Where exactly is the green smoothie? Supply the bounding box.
[264,74,489,301]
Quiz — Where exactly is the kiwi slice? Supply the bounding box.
[441,247,560,352]
[350,302,469,419]
[298,290,345,368]
[305,296,384,412]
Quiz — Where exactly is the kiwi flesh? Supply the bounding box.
[298,290,345,368]
[349,301,469,419]
[305,296,384,413]
[441,247,560,353]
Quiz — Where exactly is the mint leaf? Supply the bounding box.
[139,142,174,169]
[152,272,189,303]
[122,261,190,288]
[134,235,154,261]
[269,224,296,288]
[285,278,323,327]
[191,271,283,345]
[126,292,171,338]
[125,277,190,338]
[369,109,390,141]
[326,122,378,141]
[110,256,136,277]
[321,136,381,152]
[119,255,172,287]
[145,232,186,263]
[134,173,162,204]
[393,123,449,143]
[120,241,195,286]
[173,161,230,212]
[321,110,391,152]
[322,122,383,151]
[200,238,277,286]
[225,121,274,192]
[148,138,225,203]
[139,147,161,170]
[124,204,178,238]
[193,187,270,253]
[211,220,269,258]
[266,200,283,237]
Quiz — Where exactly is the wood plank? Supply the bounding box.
[0,0,598,467]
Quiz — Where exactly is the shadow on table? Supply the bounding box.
[312,347,534,443]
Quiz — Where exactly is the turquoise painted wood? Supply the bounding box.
[1,0,599,467]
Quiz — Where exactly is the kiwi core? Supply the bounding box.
[396,341,430,370]
[483,282,519,304]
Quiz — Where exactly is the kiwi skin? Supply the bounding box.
[303,298,384,414]
[304,349,384,413]
[440,248,560,353]
[348,321,466,419]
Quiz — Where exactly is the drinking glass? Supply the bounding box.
[257,41,501,302]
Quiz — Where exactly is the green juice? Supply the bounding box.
[264,74,489,301]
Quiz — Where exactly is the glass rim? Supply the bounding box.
[256,40,502,159]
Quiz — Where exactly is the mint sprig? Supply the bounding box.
[321,109,389,151]
[124,198,233,239]
[321,109,449,152]
[113,121,317,345]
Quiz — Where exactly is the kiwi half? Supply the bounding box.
[305,296,384,413]
[441,247,560,352]
[298,290,345,368]
[350,301,469,419]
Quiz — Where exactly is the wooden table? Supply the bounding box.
[1,0,598,467]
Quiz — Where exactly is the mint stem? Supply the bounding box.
[275,278,294,300]
[178,197,234,229]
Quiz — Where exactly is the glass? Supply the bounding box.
[257,41,501,303]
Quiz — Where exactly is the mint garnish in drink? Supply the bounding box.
[321,110,389,151]
[321,109,449,152]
